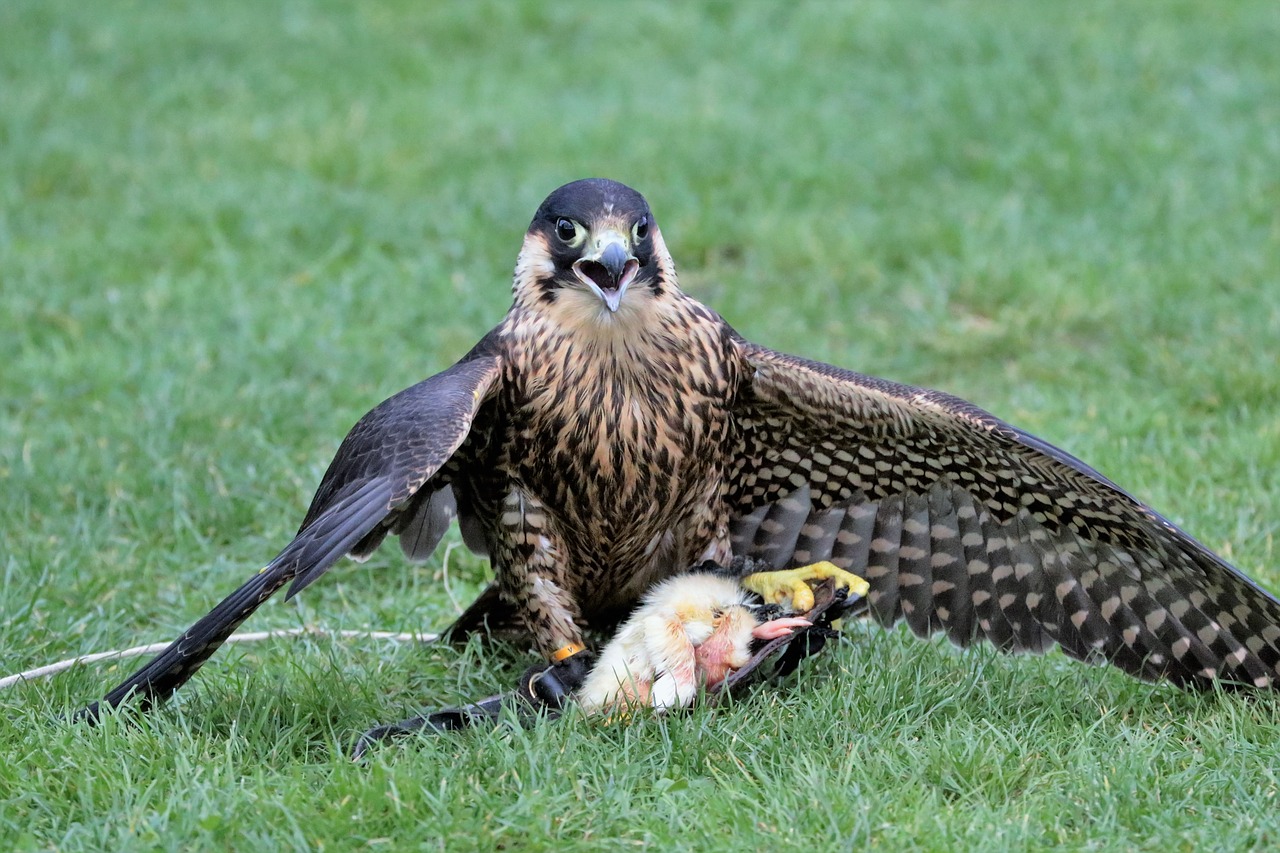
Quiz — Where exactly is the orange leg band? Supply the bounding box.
[551,643,586,662]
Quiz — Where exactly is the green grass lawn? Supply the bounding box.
[4,0,1280,849]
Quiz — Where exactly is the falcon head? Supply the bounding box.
[513,179,677,323]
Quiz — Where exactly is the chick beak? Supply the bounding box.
[573,234,639,313]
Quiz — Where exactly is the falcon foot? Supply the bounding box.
[520,648,595,709]
[741,561,869,613]
[349,650,595,759]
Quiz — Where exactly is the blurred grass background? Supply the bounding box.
[2,1,1279,849]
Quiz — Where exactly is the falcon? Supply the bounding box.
[80,178,1280,727]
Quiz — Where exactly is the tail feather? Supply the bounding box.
[75,566,289,722]
[75,480,397,722]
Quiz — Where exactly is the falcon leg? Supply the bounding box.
[355,491,597,748]
[741,561,869,613]
[493,488,594,666]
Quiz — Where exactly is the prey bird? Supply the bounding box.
[80,178,1280,728]
[577,572,814,715]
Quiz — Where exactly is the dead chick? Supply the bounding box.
[577,573,811,714]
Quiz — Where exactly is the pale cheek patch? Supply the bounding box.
[512,235,557,297]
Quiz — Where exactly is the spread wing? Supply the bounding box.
[727,338,1280,689]
[78,337,505,718]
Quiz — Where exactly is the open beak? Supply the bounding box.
[573,232,639,313]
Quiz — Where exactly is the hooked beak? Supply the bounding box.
[573,233,639,313]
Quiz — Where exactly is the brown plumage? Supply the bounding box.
[80,178,1280,722]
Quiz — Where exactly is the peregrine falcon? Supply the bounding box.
[79,178,1280,725]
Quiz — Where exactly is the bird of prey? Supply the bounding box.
[81,178,1280,727]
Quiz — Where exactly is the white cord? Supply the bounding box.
[440,540,466,615]
[0,627,439,690]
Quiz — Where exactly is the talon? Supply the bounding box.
[741,561,869,613]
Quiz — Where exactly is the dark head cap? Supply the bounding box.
[531,179,653,230]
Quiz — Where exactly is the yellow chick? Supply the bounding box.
[577,573,811,714]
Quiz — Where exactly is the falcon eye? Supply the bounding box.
[634,216,649,241]
[555,218,578,243]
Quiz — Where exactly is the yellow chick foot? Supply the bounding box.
[577,573,810,715]
[741,561,870,613]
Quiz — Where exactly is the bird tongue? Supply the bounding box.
[578,259,614,292]
[576,258,639,295]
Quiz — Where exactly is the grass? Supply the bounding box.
[2,0,1279,849]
